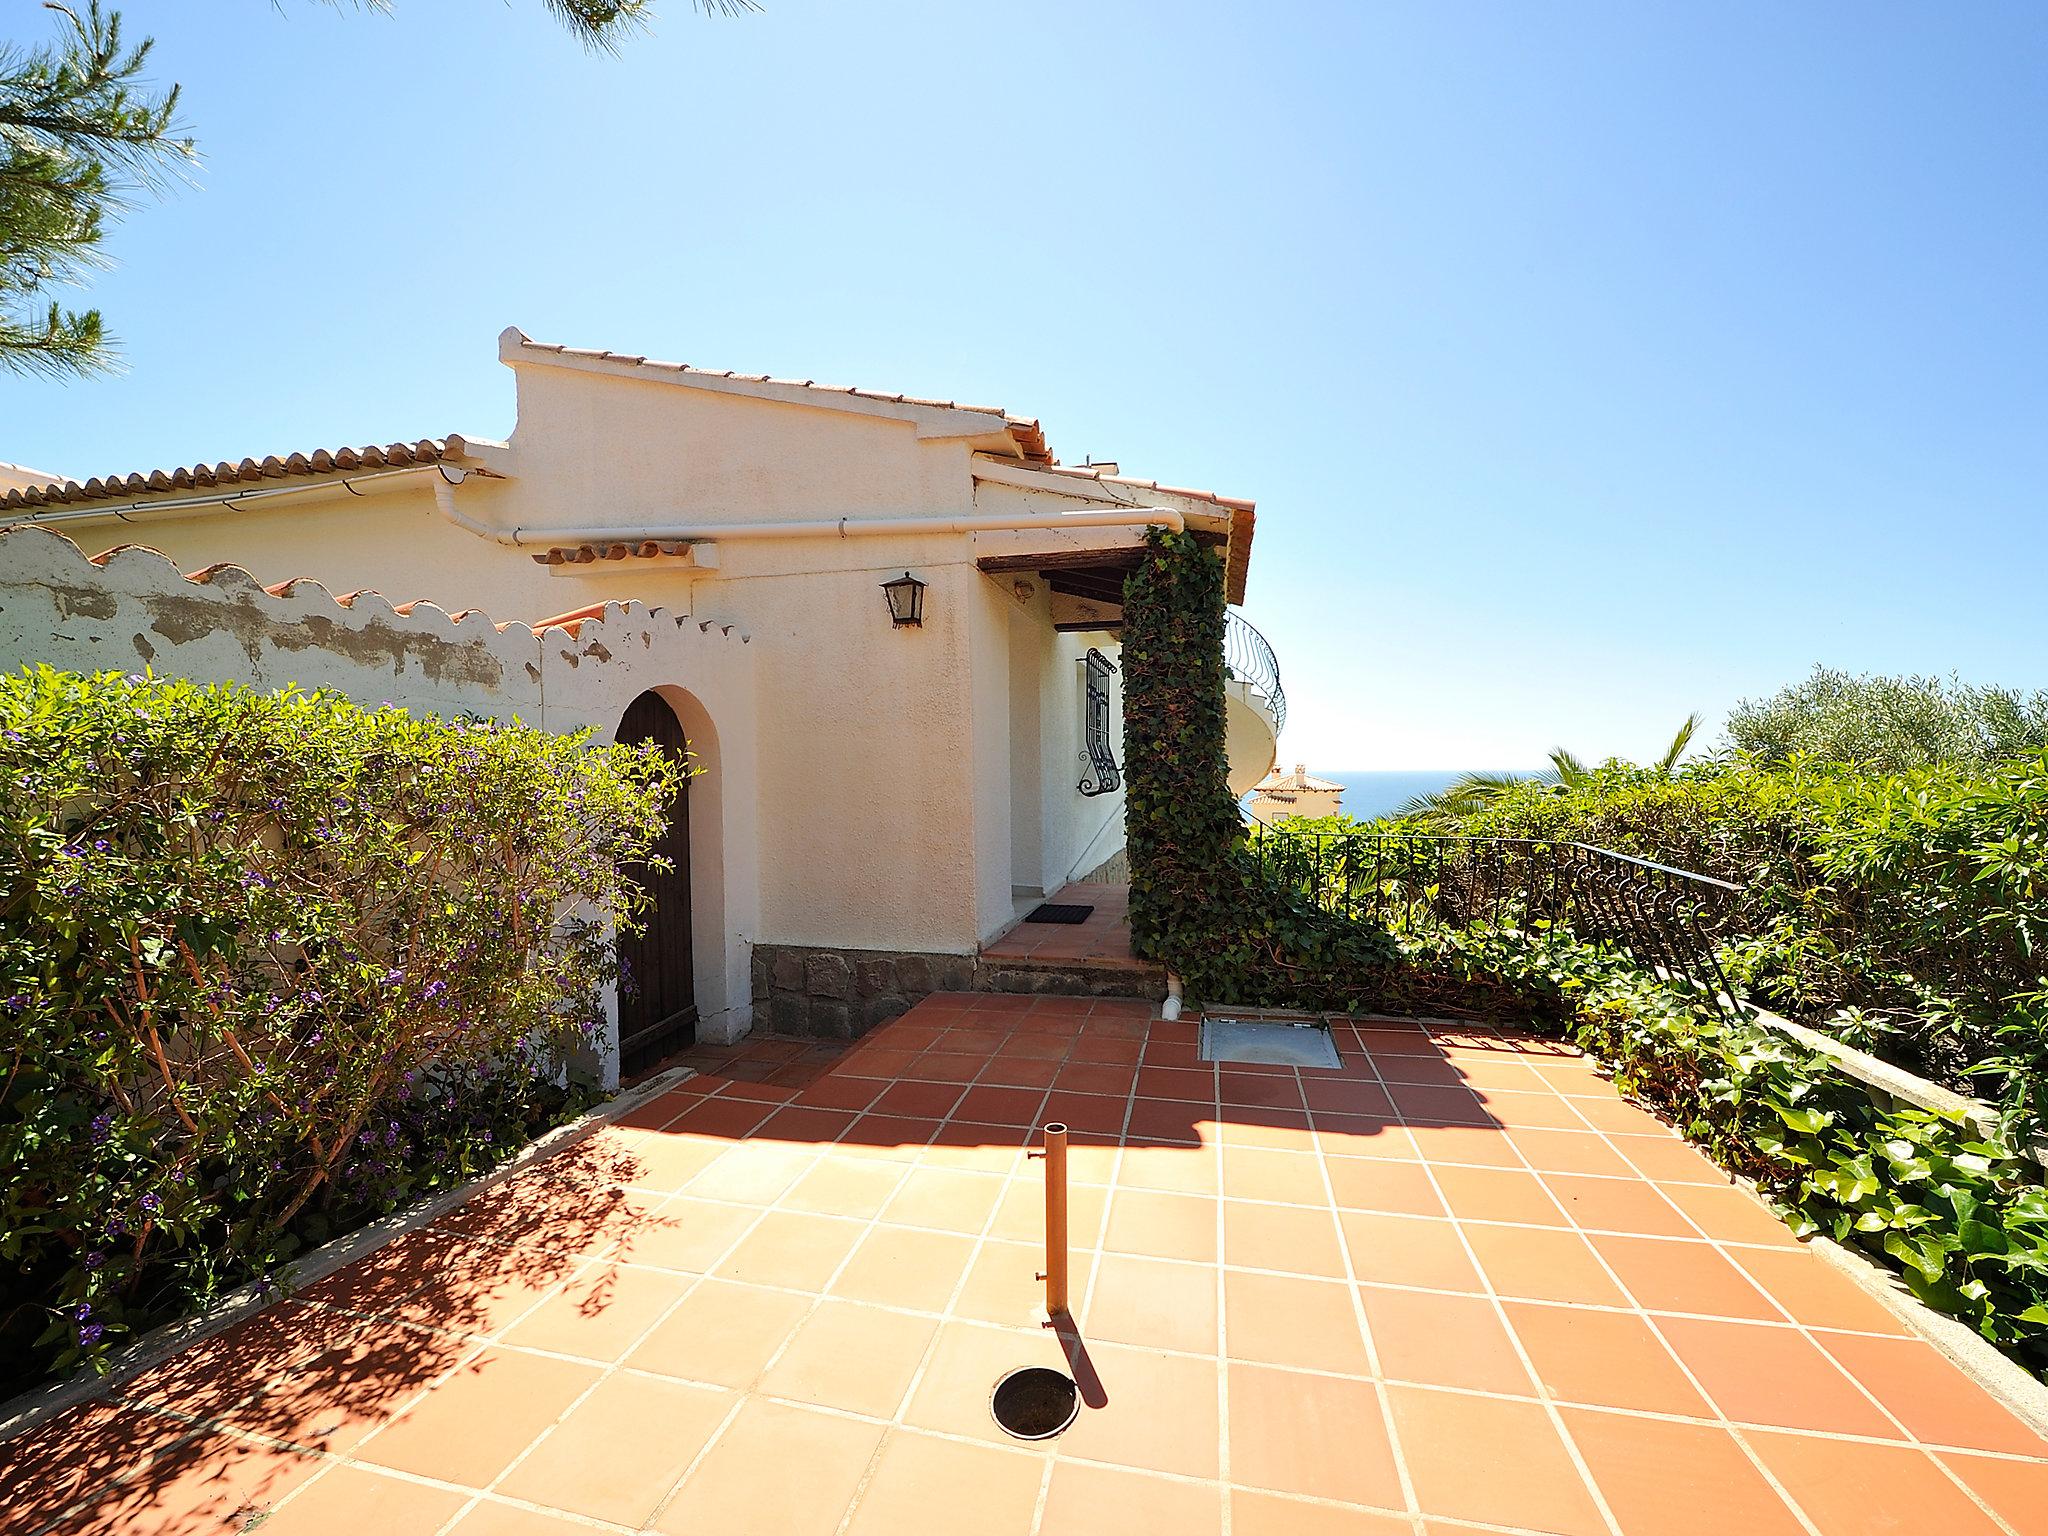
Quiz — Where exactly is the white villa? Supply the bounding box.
[1248,763,1346,821]
[0,330,1281,1081]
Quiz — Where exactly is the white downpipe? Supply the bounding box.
[1161,972,1184,1021]
[428,480,1185,548]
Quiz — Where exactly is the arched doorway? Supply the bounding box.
[617,690,696,1077]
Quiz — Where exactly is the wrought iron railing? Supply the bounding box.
[1249,825,1746,1016]
[1225,611,1286,737]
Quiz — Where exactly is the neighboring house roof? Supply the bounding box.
[1253,763,1345,794]
[503,328,1053,465]
[0,438,479,513]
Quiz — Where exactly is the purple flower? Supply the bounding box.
[82,1251,103,1270]
[73,1302,92,1322]
[79,1323,103,1347]
[139,1193,161,1215]
[90,1111,113,1143]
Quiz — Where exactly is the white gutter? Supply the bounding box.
[0,464,462,532]
[430,474,1184,547]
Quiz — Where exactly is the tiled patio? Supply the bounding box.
[980,882,1141,968]
[8,995,2048,1536]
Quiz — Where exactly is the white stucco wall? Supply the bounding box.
[1,335,1272,981]
[0,525,762,1072]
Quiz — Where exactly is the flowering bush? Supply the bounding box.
[0,668,680,1385]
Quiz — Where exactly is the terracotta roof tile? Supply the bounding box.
[0,437,478,513]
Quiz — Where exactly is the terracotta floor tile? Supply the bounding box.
[841,1430,1045,1536]
[1749,1429,2008,1536]
[1387,1083,1493,1126]
[1228,1488,1414,1536]
[119,1301,341,1420]
[1938,1451,2048,1536]
[880,1166,1006,1232]
[921,1121,1031,1174]
[446,1500,601,1535]
[1592,1234,1784,1321]
[1428,1163,1567,1226]
[1386,1385,1606,1535]
[753,1105,860,1145]
[1058,1341,1221,1479]
[1730,1245,1913,1335]
[1302,1077,1395,1117]
[1821,1332,2048,1454]
[259,1464,470,1535]
[1360,1286,1534,1394]
[1507,1128,1641,1178]
[759,1299,939,1418]
[1543,1172,1699,1238]
[779,1157,907,1219]
[0,1402,196,1531]
[982,1053,1065,1089]
[1222,1147,1329,1206]
[954,1084,1051,1127]
[606,1194,759,1272]
[1223,1270,1369,1374]
[1125,1096,1211,1143]
[1219,1069,1307,1110]
[1315,1115,1419,1160]
[1040,1461,1224,1535]
[1460,1222,1629,1306]
[1608,1131,1728,1185]
[1324,1156,1446,1217]
[829,1224,976,1311]
[356,1347,599,1488]
[710,1209,866,1292]
[1338,1210,1484,1292]
[1654,1316,1899,1436]
[1403,1123,1524,1168]
[1226,1362,1403,1508]
[1656,1180,1801,1248]
[1116,1142,1220,1195]
[902,1318,1073,1446]
[607,1129,728,1192]
[1053,1061,1138,1097]
[1103,1187,1219,1263]
[497,1373,732,1526]
[1216,1107,1317,1152]
[1503,1301,1712,1415]
[686,1142,815,1205]
[839,1113,940,1157]
[224,1321,472,1455]
[1090,1252,1220,1353]
[656,1397,884,1536]
[625,1278,813,1388]
[1560,1406,1806,1536]
[500,1262,690,1361]
[49,1427,320,1536]
[990,1173,1106,1246]
[956,1238,1094,1327]
[384,1233,587,1336]
[1223,1200,1348,1277]
[1567,1093,1674,1136]
[667,1094,777,1140]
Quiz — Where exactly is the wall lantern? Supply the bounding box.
[881,571,927,627]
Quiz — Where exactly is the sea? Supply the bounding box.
[1252,770,1533,824]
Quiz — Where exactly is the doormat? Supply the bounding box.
[1024,904,1095,924]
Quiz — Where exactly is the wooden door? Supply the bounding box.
[616,691,696,1077]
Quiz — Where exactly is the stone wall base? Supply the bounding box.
[749,943,1166,1039]
[750,944,976,1040]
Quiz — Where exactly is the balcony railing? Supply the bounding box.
[1249,825,1746,1017]
[1225,611,1286,737]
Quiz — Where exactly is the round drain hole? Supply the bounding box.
[990,1366,1080,1440]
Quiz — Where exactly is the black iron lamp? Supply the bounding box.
[881,571,926,627]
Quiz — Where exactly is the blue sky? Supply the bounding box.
[5,2,2044,769]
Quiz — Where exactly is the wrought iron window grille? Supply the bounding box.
[1079,648,1122,797]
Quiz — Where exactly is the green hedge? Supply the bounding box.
[0,668,679,1384]
[1379,758,2048,1131]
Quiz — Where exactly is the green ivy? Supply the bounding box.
[1120,529,1527,1018]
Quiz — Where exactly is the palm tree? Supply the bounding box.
[1398,713,1701,819]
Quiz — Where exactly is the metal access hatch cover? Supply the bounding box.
[1199,1016,1343,1070]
